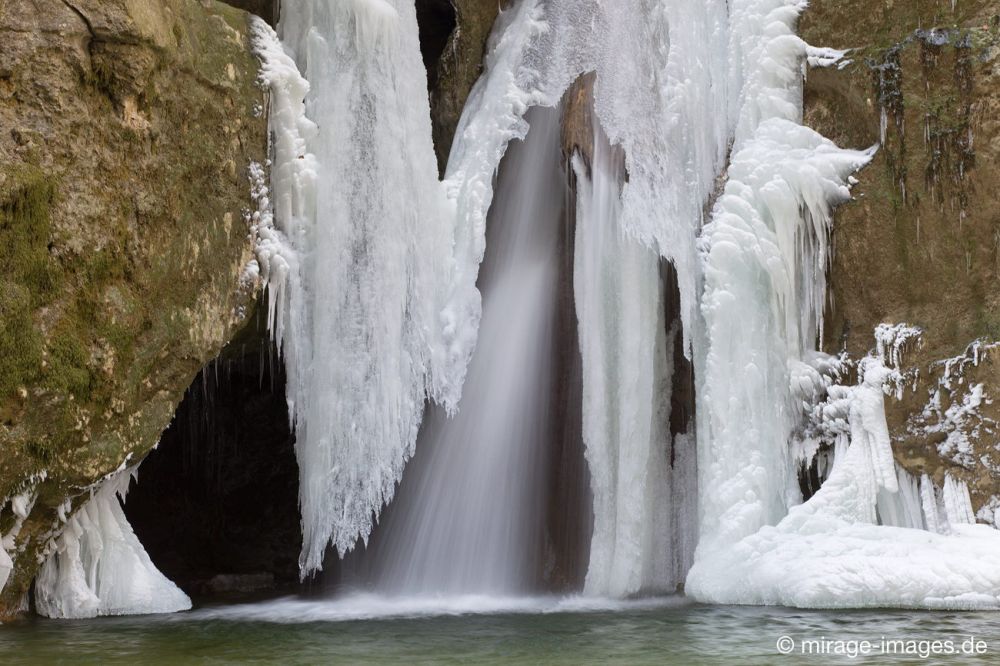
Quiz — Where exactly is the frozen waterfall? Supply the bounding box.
[251,0,1000,610]
[572,120,695,597]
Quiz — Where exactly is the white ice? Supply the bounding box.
[689,362,1000,609]
[34,471,191,619]
[254,0,475,574]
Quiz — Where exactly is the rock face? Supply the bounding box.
[802,2,1000,513]
[425,0,506,171]
[0,0,266,616]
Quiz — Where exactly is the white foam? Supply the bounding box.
[190,593,689,624]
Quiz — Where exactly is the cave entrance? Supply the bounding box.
[124,312,302,599]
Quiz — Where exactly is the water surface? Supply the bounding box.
[2,595,997,664]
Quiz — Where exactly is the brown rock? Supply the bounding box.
[0,0,266,616]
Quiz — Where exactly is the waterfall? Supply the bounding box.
[252,0,1000,610]
[349,106,565,595]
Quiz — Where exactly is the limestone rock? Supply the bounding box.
[0,0,266,616]
[803,1,1000,513]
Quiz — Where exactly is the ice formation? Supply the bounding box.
[0,488,37,596]
[688,361,1000,609]
[687,0,1000,609]
[0,546,9,595]
[252,2,476,573]
[255,0,1000,607]
[34,471,191,619]
[572,124,692,596]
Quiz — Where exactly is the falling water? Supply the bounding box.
[356,107,568,595]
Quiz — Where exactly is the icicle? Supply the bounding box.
[34,470,190,619]
[943,474,976,526]
[573,123,676,597]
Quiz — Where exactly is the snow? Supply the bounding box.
[34,470,190,619]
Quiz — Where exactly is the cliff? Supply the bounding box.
[0,0,266,615]
[803,1,1000,514]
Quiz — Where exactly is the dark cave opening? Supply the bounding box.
[124,312,302,599]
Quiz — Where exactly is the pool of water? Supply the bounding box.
[2,594,998,664]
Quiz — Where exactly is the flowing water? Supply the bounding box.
[347,106,567,595]
[3,598,999,664]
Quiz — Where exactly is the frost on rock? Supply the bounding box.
[905,340,1000,469]
[874,322,923,399]
[34,470,191,619]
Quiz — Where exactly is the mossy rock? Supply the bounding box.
[0,0,267,616]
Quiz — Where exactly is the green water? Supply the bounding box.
[2,595,998,664]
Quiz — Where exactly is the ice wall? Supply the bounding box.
[253,1,478,574]
[34,471,191,619]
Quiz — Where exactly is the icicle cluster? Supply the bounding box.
[253,2,485,574]
[34,470,191,619]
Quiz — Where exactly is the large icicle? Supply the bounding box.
[34,471,190,619]
[254,1,474,573]
[573,126,676,597]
